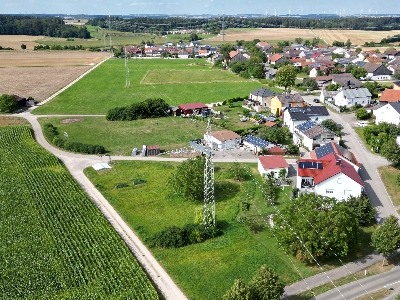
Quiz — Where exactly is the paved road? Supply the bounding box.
[314,265,400,300]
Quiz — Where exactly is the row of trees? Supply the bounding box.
[0,16,90,38]
[106,98,170,121]
[87,16,400,35]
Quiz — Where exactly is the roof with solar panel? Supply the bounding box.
[286,106,329,121]
[243,136,275,149]
[312,142,360,167]
[296,120,316,131]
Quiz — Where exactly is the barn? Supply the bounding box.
[178,102,209,115]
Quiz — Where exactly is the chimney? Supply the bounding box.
[336,159,342,165]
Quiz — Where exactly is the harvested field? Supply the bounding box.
[0,66,92,101]
[207,28,400,46]
[0,51,111,67]
[0,35,44,50]
[0,116,29,126]
[0,51,111,102]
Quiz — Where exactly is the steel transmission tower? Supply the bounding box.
[203,118,215,228]
[125,48,130,88]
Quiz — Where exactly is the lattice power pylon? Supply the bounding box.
[125,48,130,88]
[203,118,215,228]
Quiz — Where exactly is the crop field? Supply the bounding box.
[0,35,44,50]
[0,126,158,299]
[207,28,400,46]
[38,116,208,155]
[33,58,261,115]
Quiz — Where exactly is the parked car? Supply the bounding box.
[313,98,320,103]
[356,121,368,127]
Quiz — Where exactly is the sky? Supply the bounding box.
[2,0,400,16]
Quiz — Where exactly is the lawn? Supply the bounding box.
[84,160,313,300]
[37,116,208,155]
[84,160,377,300]
[32,58,261,115]
[378,166,400,207]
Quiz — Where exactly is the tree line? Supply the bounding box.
[0,15,90,38]
[87,16,400,35]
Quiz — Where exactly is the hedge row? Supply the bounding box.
[149,223,220,248]
[43,123,106,154]
[106,98,170,121]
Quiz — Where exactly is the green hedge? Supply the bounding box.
[106,98,170,121]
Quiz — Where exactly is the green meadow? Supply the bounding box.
[38,116,208,155]
[32,58,261,115]
[84,160,312,300]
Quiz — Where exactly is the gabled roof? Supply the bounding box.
[250,87,276,97]
[394,81,400,88]
[259,155,289,170]
[331,73,362,88]
[298,153,364,186]
[287,106,329,121]
[211,130,241,142]
[276,93,304,104]
[243,136,271,148]
[178,102,208,110]
[379,89,400,103]
[311,142,360,167]
[341,88,371,98]
[269,54,284,62]
[295,121,337,139]
[379,102,400,114]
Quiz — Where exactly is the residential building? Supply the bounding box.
[374,102,400,126]
[378,89,400,104]
[270,93,306,116]
[245,87,277,111]
[361,62,392,80]
[333,88,371,107]
[311,142,361,172]
[297,153,364,200]
[204,130,241,151]
[330,73,362,89]
[283,106,330,133]
[243,136,275,154]
[293,121,340,150]
[258,155,289,178]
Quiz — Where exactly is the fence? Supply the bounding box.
[323,99,341,113]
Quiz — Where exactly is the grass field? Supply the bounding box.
[32,58,261,115]
[378,166,400,207]
[84,160,377,300]
[38,116,208,155]
[0,126,158,299]
[84,160,312,300]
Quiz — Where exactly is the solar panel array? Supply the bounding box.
[244,136,270,148]
[297,121,316,132]
[314,143,335,159]
[298,161,323,169]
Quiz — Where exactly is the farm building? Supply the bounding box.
[146,145,160,156]
[204,130,241,151]
[258,155,289,178]
[178,102,209,115]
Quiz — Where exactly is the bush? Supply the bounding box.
[106,98,170,121]
[150,223,221,248]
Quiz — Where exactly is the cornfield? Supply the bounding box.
[0,126,159,299]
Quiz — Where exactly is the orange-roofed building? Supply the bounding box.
[379,89,400,103]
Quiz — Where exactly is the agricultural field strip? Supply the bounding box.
[0,126,159,299]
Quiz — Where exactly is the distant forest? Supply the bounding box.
[87,16,400,34]
[0,16,90,38]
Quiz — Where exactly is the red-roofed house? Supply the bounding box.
[297,153,364,200]
[258,155,289,178]
[268,54,287,65]
[378,89,400,103]
[178,102,209,115]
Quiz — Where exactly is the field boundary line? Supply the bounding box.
[38,55,113,106]
[140,69,151,85]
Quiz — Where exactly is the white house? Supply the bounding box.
[258,155,289,178]
[243,136,275,154]
[283,106,330,133]
[333,88,371,107]
[297,153,364,200]
[204,130,241,151]
[293,121,340,151]
[374,102,400,126]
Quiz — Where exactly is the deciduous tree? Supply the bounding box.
[0,94,17,113]
[274,64,298,92]
[371,215,400,266]
[273,194,359,262]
